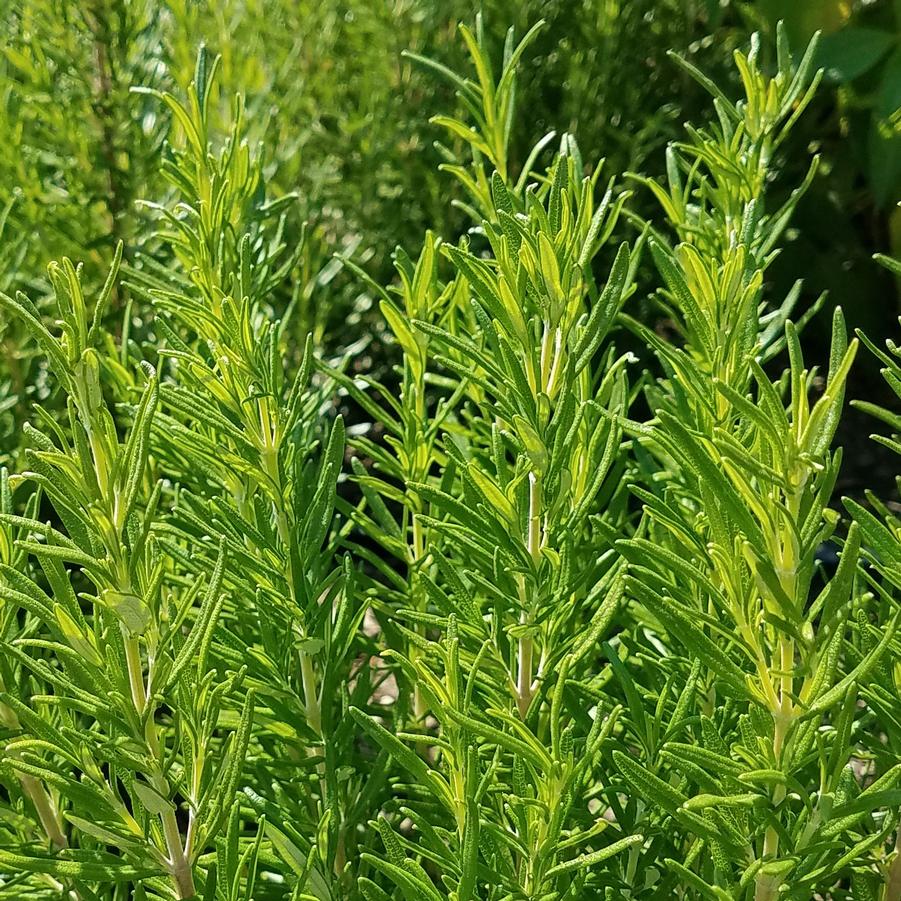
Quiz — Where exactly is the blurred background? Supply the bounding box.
[0,0,899,489]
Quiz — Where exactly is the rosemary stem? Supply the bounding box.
[123,632,195,899]
[162,809,196,900]
[0,694,69,853]
[411,512,427,721]
[516,631,533,721]
[20,774,67,850]
[517,472,542,719]
[300,649,322,736]
[756,634,793,901]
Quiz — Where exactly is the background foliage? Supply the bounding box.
[2,0,898,465]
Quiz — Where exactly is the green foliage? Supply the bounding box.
[0,250,254,899]
[0,6,901,901]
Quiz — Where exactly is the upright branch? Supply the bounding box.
[846,251,901,900]
[616,25,895,900]
[0,249,256,898]
[130,48,358,892]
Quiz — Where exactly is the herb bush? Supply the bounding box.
[1,9,901,901]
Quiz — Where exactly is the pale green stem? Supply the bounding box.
[411,513,427,722]
[0,696,69,852]
[756,703,788,901]
[516,629,533,721]
[756,619,795,901]
[86,426,110,503]
[20,774,68,851]
[162,811,196,900]
[545,327,563,400]
[123,632,195,899]
[539,324,554,391]
[124,633,148,714]
[756,477,802,901]
[300,651,322,737]
[517,473,542,719]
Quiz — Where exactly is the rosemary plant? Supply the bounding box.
[843,251,901,901]
[129,52,375,897]
[2,13,901,901]
[617,27,895,901]
[341,23,650,900]
[0,250,255,899]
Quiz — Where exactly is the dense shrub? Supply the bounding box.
[0,3,900,900]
